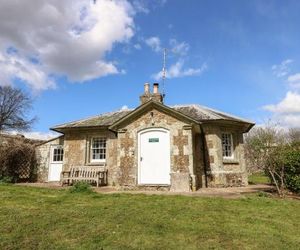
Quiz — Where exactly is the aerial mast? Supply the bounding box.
[162,48,167,100]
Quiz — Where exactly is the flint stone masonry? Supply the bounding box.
[113,108,194,191]
[202,124,248,187]
[36,90,254,191]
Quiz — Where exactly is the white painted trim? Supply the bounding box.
[90,137,107,163]
[137,128,171,185]
[50,145,64,164]
[222,133,234,160]
[48,145,64,182]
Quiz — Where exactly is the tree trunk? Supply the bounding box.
[268,168,283,197]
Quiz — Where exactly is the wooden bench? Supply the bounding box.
[61,166,108,187]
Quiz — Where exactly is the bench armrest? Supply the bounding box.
[61,171,71,178]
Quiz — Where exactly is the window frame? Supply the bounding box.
[51,146,64,163]
[90,137,107,163]
[221,133,234,159]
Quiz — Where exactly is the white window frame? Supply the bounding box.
[222,133,234,159]
[51,145,64,163]
[90,137,106,163]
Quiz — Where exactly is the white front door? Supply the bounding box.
[48,145,63,182]
[138,128,171,185]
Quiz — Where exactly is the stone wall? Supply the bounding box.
[63,130,117,185]
[36,136,64,182]
[202,124,248,187]
[37,111,249,189]
[113,108,194,191]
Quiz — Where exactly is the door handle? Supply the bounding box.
[140,157,143,161]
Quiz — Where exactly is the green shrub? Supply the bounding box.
[69,181,94,194]
[0,141,37,183]
[284,150,300,193]
[0,176,13,184]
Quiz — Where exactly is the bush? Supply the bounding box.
[0,140,37,183]
[69,181,93,193]
[0,176,13,184]
[265,145,300,194]
[284,150,300,194]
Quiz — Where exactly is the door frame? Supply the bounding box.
[48,144,64,182]
[137,127,171,185]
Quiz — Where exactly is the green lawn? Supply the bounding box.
[248,172,270,185]
[0,185,299,250]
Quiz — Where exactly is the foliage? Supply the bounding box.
[69,181,94,193]
[284,150,300,193]
[0,176,13,184]
[0,185,300,249]
[245,124,300,196]
[0,140,37,183]
[0,85,35,131]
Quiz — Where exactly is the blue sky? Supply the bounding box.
[1,0,300,139]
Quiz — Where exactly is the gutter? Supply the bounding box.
[200,124,208,188]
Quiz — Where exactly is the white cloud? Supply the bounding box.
[153,60,207,80]
[145,37,190,56]
[132,0,149,14]
[145,37,161,52]
[169,39,189,56]
[287,73,300,89]
[9,130,59,140]
[0,50,54,91]
[271,59,293,77]
[134,44,142,50]
[0,0,135,90]
[264,91,300,113]
[263,91,300,127]
[121,105,129,110]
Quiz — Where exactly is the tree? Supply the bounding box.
[245,123,300,196]
[244,123,286,196]
[288,128,300,144]
[0,86,35,132]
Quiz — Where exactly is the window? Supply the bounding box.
[91,137,106,162]
[52,147,64,162]
[222,133,233,158]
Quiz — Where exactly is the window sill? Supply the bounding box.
[223,159,239,164]
[86,162,106,166]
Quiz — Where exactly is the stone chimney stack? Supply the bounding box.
[153,83,159,94]
[139,83,163,105]
[144,83,150,94]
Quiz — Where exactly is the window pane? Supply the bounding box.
[222,133,233,158]
[91,138,106,161]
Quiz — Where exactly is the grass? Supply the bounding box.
[248,172,270,185]
[0,185,299,250]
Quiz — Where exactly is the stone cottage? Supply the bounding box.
[36,83,254,191]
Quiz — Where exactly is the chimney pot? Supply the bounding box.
[153,83,159,94]
[144,83,150,94]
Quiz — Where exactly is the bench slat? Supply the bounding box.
[61,166,107,187]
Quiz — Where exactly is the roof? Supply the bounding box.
[51,103,254,132]
[172,104,254,124]
[51,109,132,132]
[109,101,200,131]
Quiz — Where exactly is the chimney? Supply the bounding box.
[144,83,150,94]
[153,83,159,94]
[139,82,163,105]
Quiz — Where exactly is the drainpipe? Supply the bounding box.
[200,124,208,188]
